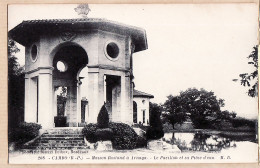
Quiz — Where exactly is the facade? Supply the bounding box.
[133,90,154,126]
[9,18,148,128]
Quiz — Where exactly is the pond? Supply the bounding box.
[163,131,256,152]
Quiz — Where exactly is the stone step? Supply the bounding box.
[35,143,86,147]
[40,137,83,141]
[46,128,83,135]
[22,128,86,150]
[39,140,84,144]
[41,134,84,138]
[23,146,89,150]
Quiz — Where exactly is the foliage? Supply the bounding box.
[231,117,256,129]
[94,128,113,141]
[163,95,188,129]
[82,122,147,150]
[97,104,109,128]
[8,38,24,128]
[109,122,139,150]
[163,88,236,129]
[8,38,21,76]
[238,46,258,97]
[147,102,164,140]
[162,122,174,133]
[8,122,42,146]
[149,102,162,127]
[135,136,147,148]
[181,88,224,129]
[82,123,98,143]
[146,127,164,140]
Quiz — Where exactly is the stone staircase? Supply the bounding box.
[22,128,88,150]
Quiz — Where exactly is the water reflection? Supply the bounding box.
[163,132,237,152]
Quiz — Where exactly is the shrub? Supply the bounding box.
[147,102,164,140]
[94,128,113,141]
[82,122,148,150]
[231,118,256,129]
[8,122,42,146]
[135,136,147,148]
[146,127,164,140]
[82,123,98,143]
[109,122,138,150]
[97,104,109,128]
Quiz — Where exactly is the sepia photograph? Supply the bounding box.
[7,3,258,164]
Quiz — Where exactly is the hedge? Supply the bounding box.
[82,122,147,150]
[8,122,42,147]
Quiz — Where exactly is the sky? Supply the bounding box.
[8,4,258,119]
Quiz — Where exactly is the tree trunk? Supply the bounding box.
[171,123,176,144]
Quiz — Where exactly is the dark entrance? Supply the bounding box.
[105,75,121,121]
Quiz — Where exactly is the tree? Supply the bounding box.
[238,46,258,97]
[163,95,188,129]
[8,38,21,76]
[149,102,162,127]
[97,103,109,128]
[180,88,224,129]
[8,38,24,128]
[146,102,164,140]
[164,88,235,129]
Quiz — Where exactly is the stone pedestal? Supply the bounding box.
[147,140,164,150]
[95,141,113,151]
[147,140,181,153]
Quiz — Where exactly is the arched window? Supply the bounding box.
[133,101,137,123]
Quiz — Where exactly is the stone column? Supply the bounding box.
[129,78,134,124]
[120,73,126,123]
[112,81,121,122]
[24,75,37,123]
[77,81,82,125]
[87,68,104,123]
[85,101,89,123]
[123,75,132,125]
[38,69,53,128]
[53,87,58,117]
[66,85,78,127]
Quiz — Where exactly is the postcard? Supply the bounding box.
[7,3,258,164]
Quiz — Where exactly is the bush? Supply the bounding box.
[97,104,109,128]
[109,122,138,150]
[231,118,256,128]
[94,128,113,141]
[146,127,164,140]
[8,122,42,146]
[82,122,148,150]
[147,102,164,140]
[135,136,147,148]
[82,123,98,143]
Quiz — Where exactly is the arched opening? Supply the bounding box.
[52,44,88,127]
[78,67,88,125]
[133,101,137,123]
